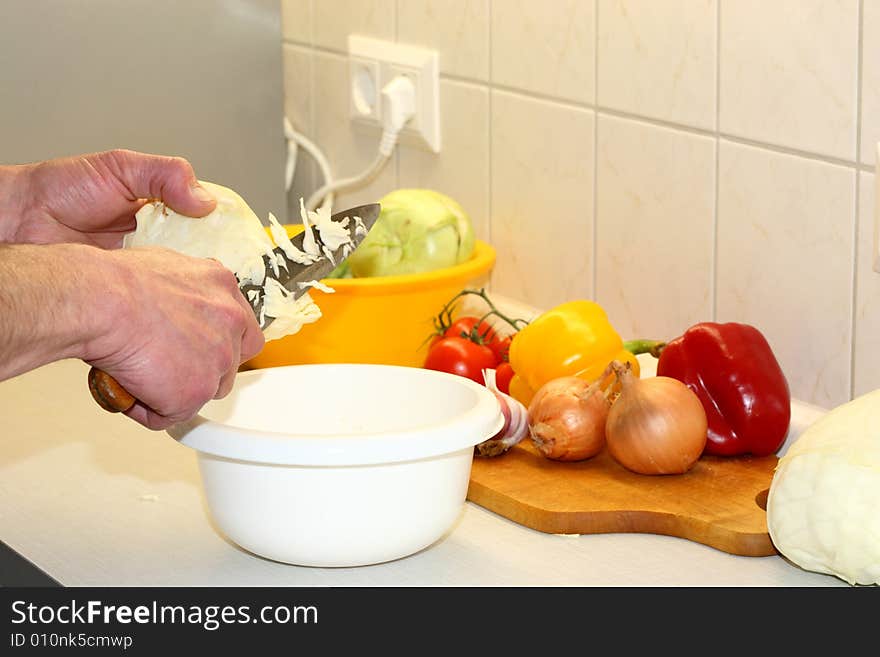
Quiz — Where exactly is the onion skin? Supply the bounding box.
[605,362,708,475]
[475,369,529,457]
[527,376,610,462]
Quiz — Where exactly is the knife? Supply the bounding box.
[88,203,381,414]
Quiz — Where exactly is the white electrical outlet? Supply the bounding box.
[348,35,441,153]
[875,143,880,273]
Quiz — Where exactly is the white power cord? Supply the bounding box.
[304,74,416,212]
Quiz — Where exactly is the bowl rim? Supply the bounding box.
[167,364,504,466]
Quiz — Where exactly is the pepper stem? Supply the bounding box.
[623,339,666,358]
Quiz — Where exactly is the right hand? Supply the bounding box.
[84,246,265,430]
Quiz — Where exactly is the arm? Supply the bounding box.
[0,242,264,430]
[0,243,98,378]
[0,165,30,242]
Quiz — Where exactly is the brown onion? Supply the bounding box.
[605,361,707,475]
[527,376,610,461]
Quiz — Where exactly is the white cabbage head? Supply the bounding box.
[345,188,474,277]
[767,388,880,586]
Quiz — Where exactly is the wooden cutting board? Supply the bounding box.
[467,440,779,557]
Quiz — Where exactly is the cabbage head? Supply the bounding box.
[346,188,475,277]
[767,388,880,585]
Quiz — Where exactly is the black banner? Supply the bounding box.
[0,585,870,653]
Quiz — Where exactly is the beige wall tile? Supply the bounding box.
[854,170,880,396]
[313,0,395,52]
[398,0,490,81]
[717,141,855,408]
[490,90,594,309]
[311,51,397,210]
[282,44,316,206]
[280,0,873,407]
[597,0,717,130]
[398,80,490,241]
[491,0,595,104]
[281,0,312,44]
[862,0,880,166]
[282,44,313,134]
[720,0,859,160]
[596,114,715,341]
[288,151,317,214]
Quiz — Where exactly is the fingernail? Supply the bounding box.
[191,183,215,204]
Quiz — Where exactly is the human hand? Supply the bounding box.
[5,149,216,248]
[82,245,264,430]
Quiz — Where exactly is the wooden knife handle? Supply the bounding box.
[88,367,136,413]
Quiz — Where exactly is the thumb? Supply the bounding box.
[100,149,217,218]
[175,179,218,218]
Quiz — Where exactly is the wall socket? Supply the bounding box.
[348,35,441,153]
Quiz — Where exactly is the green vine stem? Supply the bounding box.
[432,288,531,338]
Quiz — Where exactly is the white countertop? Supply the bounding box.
[0,353,845,587]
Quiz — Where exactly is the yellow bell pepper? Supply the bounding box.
[508,300,640,406]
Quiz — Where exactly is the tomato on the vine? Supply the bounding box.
[494,362,514,395]
[428,316,492,350]
[491,335,512,364]
[439,315,511,366]
[445,316,497,343]
[423,336,497,384]
[424,288,531,386]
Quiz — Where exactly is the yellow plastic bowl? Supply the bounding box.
[244,226,496,370]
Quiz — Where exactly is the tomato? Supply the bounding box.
[423,336,497,384]
[439,316,513,366]
[428,316,495,352]
[491,335,512,364]
[445,316,498,343]
[494,362,514,395]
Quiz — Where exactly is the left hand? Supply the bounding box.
[6,149,216,248]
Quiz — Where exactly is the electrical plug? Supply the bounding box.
[379,75,416,156]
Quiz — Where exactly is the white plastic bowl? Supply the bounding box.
[168,363,503,567]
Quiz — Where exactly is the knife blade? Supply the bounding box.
[88,202,381,414]
[240,202,380,329]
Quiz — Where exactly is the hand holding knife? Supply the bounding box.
[88,203,380,414]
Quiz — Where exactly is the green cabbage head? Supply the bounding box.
[345,188,475,277]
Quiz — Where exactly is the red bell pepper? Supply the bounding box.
[656,322,791,457]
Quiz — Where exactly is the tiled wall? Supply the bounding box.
[281,0,880,410]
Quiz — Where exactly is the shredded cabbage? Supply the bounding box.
[123,181,353,343]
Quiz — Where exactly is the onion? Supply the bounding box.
[605,360,708,475]
[475,369,529,457]
[527,376,611,461]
